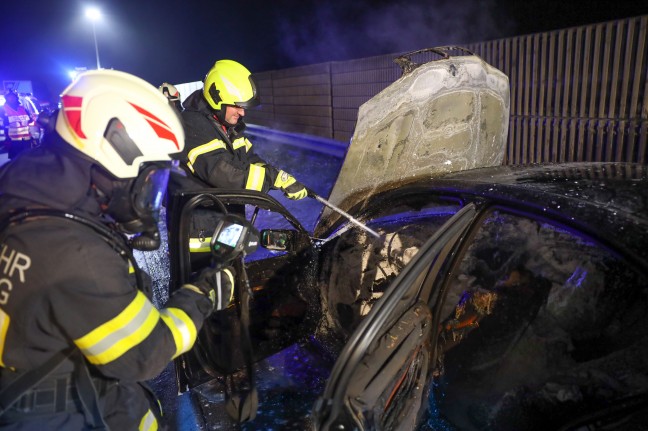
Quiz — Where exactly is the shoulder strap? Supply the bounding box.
[0,349,109,430]
[0,209,144,291]
[0,348,75,415]
[72,350,109,430]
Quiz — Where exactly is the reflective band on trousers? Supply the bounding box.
[159,307,197,358]
[139,409,158,431]
[74,291,159,365]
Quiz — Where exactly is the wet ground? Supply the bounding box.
[148,339,336,431]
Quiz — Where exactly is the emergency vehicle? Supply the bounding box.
[0,92,44,155]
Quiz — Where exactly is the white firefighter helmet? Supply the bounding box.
[158,82,180,102]
[56,69,184,179]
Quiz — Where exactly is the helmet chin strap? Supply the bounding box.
[214,108,232,127]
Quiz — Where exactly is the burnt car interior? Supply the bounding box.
[429,207,648,430]
[314,190,463,340]
[312,200,479,430]
[308,182,648,430]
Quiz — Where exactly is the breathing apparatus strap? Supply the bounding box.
[0,349,75,416]
[0,349,109,430]
[0,208,144,290]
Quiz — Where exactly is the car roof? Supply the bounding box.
[420,162,648,270]
[437,162,647,215]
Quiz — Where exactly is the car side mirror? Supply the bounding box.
[260,229,311,252]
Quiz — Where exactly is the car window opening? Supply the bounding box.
[429,209,648,430]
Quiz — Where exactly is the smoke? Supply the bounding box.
[274,0,511,67]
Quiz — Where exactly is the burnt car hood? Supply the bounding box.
[314,48,510,237]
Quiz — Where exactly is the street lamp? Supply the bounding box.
[85,7,102,69]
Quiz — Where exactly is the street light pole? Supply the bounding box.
[85,7,102,69]
[91,20,101,69]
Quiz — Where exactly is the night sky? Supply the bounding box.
[2,0,647,104]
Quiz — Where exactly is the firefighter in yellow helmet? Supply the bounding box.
[171,60,307,199]
[169,60,308,268]
[0,69,235,430]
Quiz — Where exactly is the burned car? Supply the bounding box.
[311,162,648,431]
[149,48,648,430]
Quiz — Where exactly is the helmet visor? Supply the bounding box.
[131,161,177,219]
[234,76,260,108]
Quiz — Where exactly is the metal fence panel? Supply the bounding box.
[248,15,648,164]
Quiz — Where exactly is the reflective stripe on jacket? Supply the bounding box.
[3,104,31,140]
[176,89,283,193]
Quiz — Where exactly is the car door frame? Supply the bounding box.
[167,188,314,392]
[313,202,480,430]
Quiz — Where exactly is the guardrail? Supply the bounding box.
[246,124,348,158]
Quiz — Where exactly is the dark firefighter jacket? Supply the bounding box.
[0,137,214,430]
[170,89,285,194]
[168,90,292,263]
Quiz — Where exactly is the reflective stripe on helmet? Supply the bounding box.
[128,102,180,150]
[60,95,87,139]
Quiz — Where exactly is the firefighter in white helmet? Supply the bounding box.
[0,69,234,430]
[158,82,183,113]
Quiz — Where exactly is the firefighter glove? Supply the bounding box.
[274,170,308,200]
[185,266,235,313]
